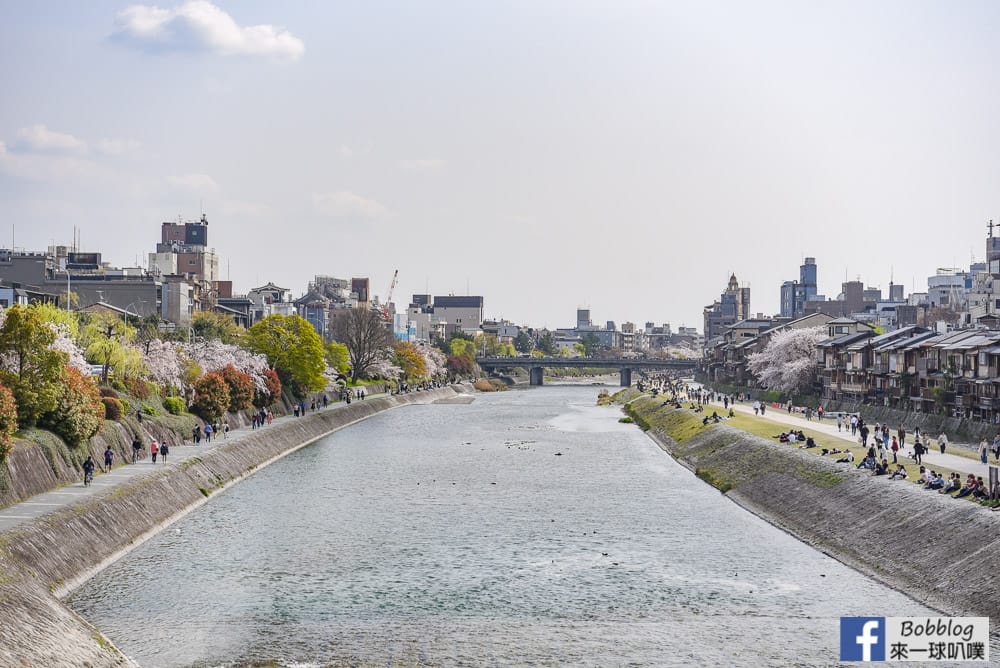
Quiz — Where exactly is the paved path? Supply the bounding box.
[725,401,997,477]
[0,393,387,533]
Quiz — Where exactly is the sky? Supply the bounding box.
[3,1,1000,331]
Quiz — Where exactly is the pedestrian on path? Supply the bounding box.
[223,421,230,438]
[937,432,948,455]
[150,440,159,464]
[850,414,858,436]
[836,413,843,432]
[913,438,925,465]
[132,436,142,463]
[898,426,906,448]
[103,446,114,473]
[817,405,823,420]
[891,436,899,464]
[204,423,213,443]
[980,439,989,464]
[160,441,169,463]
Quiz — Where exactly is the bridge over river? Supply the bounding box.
[476,356,700,386]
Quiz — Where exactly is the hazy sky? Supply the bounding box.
[3,1,1000,330]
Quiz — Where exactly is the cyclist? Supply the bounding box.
[131,436,143,463]
[82,456,95,487]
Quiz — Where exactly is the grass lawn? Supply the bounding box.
[683,406,987,502]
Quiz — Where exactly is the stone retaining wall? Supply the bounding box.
[0,385,468,668]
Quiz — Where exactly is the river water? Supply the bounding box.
[69,384,937,667]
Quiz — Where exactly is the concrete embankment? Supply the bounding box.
[620,392,1000,638]
[0,385,470,668]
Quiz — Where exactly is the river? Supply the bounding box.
[69,384,937,667]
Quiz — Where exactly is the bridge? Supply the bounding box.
[475,356,700,386]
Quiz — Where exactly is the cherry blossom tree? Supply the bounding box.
[747,326,826,395]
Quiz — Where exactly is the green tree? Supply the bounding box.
[244,314,326,398]
[324,341,351,376]
[449,338,477,360]
[192,311,243,344]
[513,331,532,354]
[573,342,585,356]
[537,332,557,356]
[189,372,231,422]
[39,366,105,446]
[333,308,394,383]
[0,305,65,427]
[581,332,600,357]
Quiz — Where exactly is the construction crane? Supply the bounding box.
[382,269,398,319]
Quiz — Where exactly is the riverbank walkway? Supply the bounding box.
[0,392,388,533]
[727,401,994,479]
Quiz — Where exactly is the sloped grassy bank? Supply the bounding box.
[0,385,469,668]
[617,390,1000,638]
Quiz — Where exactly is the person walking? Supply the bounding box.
[913,437,924,465]
[132,436,143,463]
[159,440,169,463]
[223,421,230,438]
[150,440,159,464]
[204,422,213,443]
[937,432,948,455]
[817,405,824,421]
[980,438,990,465]
[82,456,95,486]
[891,436,900,464]
[836,413,843,432]
[897,426,906,449]
[103,445,114,473]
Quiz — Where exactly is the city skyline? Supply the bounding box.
[4,2,1000,329]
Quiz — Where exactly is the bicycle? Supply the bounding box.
[84,469,94,487]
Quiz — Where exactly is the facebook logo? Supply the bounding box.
[841,617,886,661]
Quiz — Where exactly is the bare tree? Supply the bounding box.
[334,308,393,382]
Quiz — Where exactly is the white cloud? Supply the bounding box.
[0,140,5,155]
[397,158,445,172]
[339,145,353,157]
[168,173,218,190]
[14,124,87,153]
[313,191,388,218]
[96,138,142,155]
[220,199,269,216]
[113,0,305,61]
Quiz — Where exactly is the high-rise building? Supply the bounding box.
[779,257,818,318]
[704,274,750,341]
[576,309,592,329]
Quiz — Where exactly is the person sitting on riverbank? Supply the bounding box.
[820,447,842,456]
[953,474,978,498]
[888,465,907,480]
[938,473,961,495]
[915,466,928,484]
[797,436,817,449]
[836,450,854,463]
[923,471,945,490]
[857,455,876,470]
[972,476,989,499]
[873,459,889,476]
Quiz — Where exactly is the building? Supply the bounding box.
[779,257,819,318]
[431,295,484,332]
[703,274,750,342]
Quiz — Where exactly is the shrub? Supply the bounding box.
[101,397,123,421]
[253,368,282,408]
[124,377,152,400]
[141,403,157,416]
[447,355,474,376]
[190,372,231,422]
[99,387,120,399]
[219,364,254,412]
[163,396,185,415]
[0,383,18,458]
[40,367,105,446]
[118,397,131,416]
